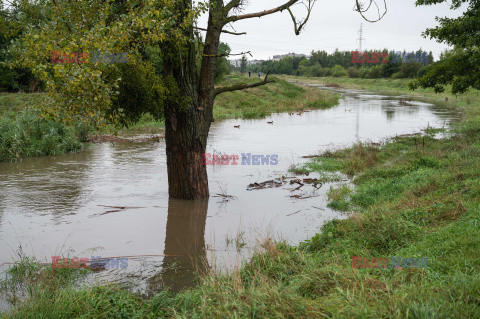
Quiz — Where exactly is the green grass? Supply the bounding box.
[214,74,340,120]
[0,93,49,118]
[0,108,82,161]
[4,78,480,318]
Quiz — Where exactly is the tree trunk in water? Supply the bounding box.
[163,1,222,200]
[164,105,210,199]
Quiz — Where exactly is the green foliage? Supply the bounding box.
[330,65,347,77]
[0,4,40,92]
[110,61,165,126]
[215,42,231,82]
[326,183,353,211]
[0,108,81,161]
[393,62,423,79]
[253,49,430,79]
[7,0,206,128]
[347,67,361,78]
[411,0,480,93]
[240,54,247,74]
[367,65,383,78]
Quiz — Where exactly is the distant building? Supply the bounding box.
[272,52,308,61]
[229,59,264,68]
[229,59,242,68]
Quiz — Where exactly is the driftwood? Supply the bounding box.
[289,194,319,200]
[247,179,284,190]
[286,210,304,216]
[213,193,237,199]
[89,205,146,217]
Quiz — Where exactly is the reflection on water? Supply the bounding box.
[149,199,209,294]
[0,86,460,304]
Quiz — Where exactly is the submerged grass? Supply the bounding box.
[3,79,480,317]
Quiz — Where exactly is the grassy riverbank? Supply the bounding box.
[3,79,480,317]
[213,74,340,120]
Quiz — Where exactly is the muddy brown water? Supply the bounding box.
[0,85,459,305]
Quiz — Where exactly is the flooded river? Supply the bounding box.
[0,85,459,302]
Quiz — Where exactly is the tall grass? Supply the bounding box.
[0,109,82,161]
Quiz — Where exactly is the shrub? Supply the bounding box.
[359,67,370,78]
[0,109,82,161]
[347,67,361,78]
[367,65,383,78]
[416,65,429,78]
[301,63,325,77]
[331,65,347,77]
[393,62,423,78]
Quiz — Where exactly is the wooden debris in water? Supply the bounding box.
[88,205,146,217]
[286,210,304,216]
[289,194,319,200]
[247,179,284,190]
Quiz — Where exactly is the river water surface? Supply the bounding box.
[0,85,459,304]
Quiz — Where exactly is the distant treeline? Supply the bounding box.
[240,49,435,79]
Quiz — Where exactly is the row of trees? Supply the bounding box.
[240,49,434,79]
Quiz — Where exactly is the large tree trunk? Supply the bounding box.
[164,104,210,199]
[163,1,222,200]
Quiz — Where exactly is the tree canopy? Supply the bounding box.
[410,0,480,94]
[3,0,208,127]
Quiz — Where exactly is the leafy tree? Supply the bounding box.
[410,0,480,93]
[6,0,320,199]
[240,54,247,74]
[5,0,388,199]
[215,42,231,82]
[0,3,39,92]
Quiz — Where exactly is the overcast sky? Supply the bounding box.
[198,0,464,60]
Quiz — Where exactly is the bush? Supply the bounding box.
[395,62,423,78]
[347,67,361,78]
[0,109,82,161]
[300,63,325,77]
[358,68,370,78]
[416,65,429,78]
[391,71,403,79]
[367,66,383,78]
[331,65,347,77]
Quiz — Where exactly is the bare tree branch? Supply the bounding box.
[225,0,298,23]
[193,26,246,36]
[354,0,387,22]
[214,71,274,97]
[204,51,252,58]
[286,1,316,35]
